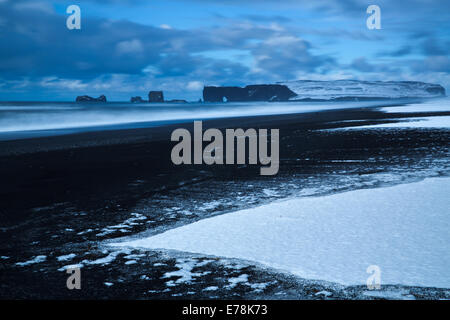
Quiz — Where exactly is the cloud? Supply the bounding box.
[39,77,89,90]
[350,57,375,72]
[13,0,53,13]
[0,1,334,82]
[186,81,203,91]
[188,0,450,16]
[378,45,412,57]
[348,57,400,75]
[1,0,449,100]
[412,56,450,73]
[240,15,292,23]
[116,39,144,55]
[249,35,336,80]
[422,38,450,56]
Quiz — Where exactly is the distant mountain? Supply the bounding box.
[280,80,446,101]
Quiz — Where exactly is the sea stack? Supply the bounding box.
[148,91,164,103]
[76,95,107,102]
[130,96,145,103]
[166,99,187,103]
[203,85,296,102]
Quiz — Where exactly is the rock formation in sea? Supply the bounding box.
[76,95,107,102]
[130,96,146,103]
[148,91,164,103]
[166,99,188,103]
[203,84,296,102]
[130,92,186,103]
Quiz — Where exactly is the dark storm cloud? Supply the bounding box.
[350,57,375,72]
[0,3,168,78]
[377,46,412,57]
[0,2,244,81]
[188,0,450,15]
[0,0,334,84]
[1,0,449,100]
[411,56,450,73]
[249,36,336,80]
[349,57,399,74]
[422,38,450,56]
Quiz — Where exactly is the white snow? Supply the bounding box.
[203,286,219,291]
[363,289,416,300]
[162,258,210,286]
[16,255,47,267]
[58,264,83,272]
[76,248,131,267]
[282,80,445,100]
[198,200,222,211]
[226,274,249,288]
[262,189,279,197]
[96,212,147,237]
[315,290,332,297]
[77,229,93,235]
[249,282,272,292]
[57,253,76,262]
[112,177,450,288]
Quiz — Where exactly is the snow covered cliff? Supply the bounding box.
[281,80,446,101]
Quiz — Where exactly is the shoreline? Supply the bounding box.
[2,105,450,155]
[1,105,449,299]
[1,97,445,145]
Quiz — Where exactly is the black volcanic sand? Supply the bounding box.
[1,105,450,299]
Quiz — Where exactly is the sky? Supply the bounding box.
[0,0,449,101]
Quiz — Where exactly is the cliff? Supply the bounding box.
[281,80,446,101]
[149,91,164,103]
[203,80,446,103]
[203,84,296,102]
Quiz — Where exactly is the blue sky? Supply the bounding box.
[0,0,449,101]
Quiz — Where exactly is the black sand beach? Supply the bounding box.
[1,105,450,299]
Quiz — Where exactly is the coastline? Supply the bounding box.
[1,104,450,299]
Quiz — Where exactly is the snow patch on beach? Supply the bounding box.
[363,289,416,300]
[204,286,219,291]
[198,200,223,211]
[226,274,249,288]
[57,253,76,262]
[113,177,450,288]
[16,255,47,267]
[96,213,147,237]
[57,248,132,271]
[163,258,211,286]
[87,249,131,265]
[262,189,280,197]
